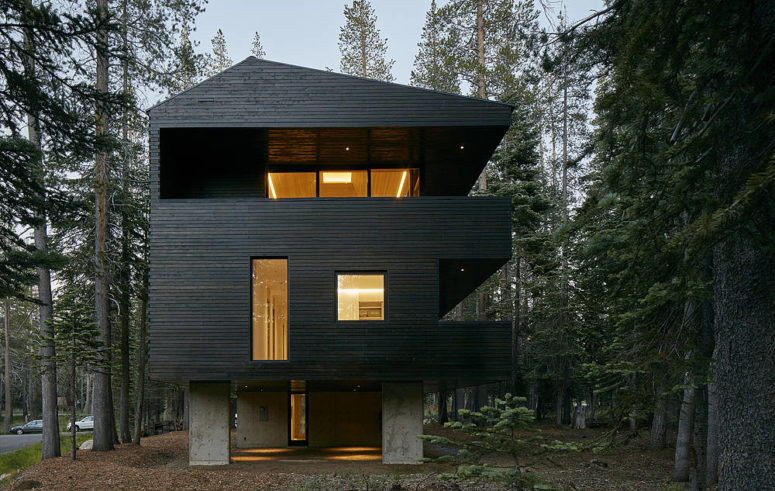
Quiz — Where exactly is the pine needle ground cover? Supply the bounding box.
[3,427,674,490]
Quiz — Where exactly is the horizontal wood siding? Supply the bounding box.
[148,58,512,128]
[149,197,511,383]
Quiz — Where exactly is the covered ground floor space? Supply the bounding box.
[188,380,423,465]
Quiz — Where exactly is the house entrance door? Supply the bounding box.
[289,392,308,446]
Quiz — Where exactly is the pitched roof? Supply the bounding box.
[149,57,513,127]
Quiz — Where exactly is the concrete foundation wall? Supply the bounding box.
[236,391,288,448]
[189,382,230,465]
[309,391,381,447]
[382,382,423,464]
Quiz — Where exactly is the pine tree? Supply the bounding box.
[251,31,266,59]
[410,0,459,93]
[169,23,203,93]
[338,0,395,82]
[206,28,232,76]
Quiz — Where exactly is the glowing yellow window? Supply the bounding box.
[267,172,316,198]
[319,170,368,197]
[337,274,385,321]
[252,259,288,360]
[371,169,420,197]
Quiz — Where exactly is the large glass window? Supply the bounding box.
[252,259,288,360]
[266,169,419,198]
[319,170,368,197]
[337,273,385,321]
[267,172,316,198]
[371,169,420,197]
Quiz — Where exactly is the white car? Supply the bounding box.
[66,415,94,432]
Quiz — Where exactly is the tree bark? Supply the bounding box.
[706,371,719,486]
[437,388,447,424]
[3,299,10,433]
[92,0,114,452]
[554,389,563,427]
[117,0,132,445]
[511,256,521,395]
[714,236,774,489]
[649,386,667,449]
[672,378,695,482]
[21,15,60,460]
[132,268,148,444]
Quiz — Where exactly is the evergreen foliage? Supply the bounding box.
[338,0,395,81]
[206,28,232,76]
[420,394,541,488]
[251,31,266,59]
[410,0,459,94]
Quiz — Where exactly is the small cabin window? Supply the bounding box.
[337,273,385,321]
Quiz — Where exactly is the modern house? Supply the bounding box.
[148,57,513,465]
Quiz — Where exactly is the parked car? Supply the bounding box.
[10,420,42,435]
[66,415,94,432]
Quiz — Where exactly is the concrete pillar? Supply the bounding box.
[236,391,288,448]
[189,382,230,465]
[382,382,423,464]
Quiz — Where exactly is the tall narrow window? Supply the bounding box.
[290,392,307,443]
[337,273,385,321]
[252,259,288,360]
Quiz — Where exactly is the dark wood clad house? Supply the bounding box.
[148,57,513,465]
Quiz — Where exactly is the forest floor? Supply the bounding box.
[2,423,676,490]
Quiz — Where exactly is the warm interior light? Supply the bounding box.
[322,171,352,183]
[338,288,384,294]
[396,171,407,197]
[267,173,278,199]
[460,145,465,150]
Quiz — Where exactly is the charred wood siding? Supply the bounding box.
[149,198,511,383]
[148,58,512,128]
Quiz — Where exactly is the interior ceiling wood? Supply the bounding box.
[267,127,415,165]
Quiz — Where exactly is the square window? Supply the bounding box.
[337,273,385,321]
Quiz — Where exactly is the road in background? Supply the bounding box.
[0,434,42,454]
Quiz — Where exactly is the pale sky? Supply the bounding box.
[189,0,606,85]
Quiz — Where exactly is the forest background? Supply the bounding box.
[0,0,772,489]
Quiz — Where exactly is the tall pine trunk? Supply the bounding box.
[437,388,447,424]
[672,377,695,482]
[117,0,132,445]
[3,299,10,433]
[92,0,114,452]
[22,24,60,459]
[714,236,774,488]
[649,386,667,449]
[132,261,149,444]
